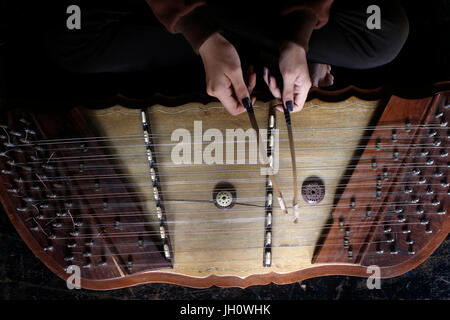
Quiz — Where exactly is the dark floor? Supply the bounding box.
[1,1,449,300]
[0,206,448,300]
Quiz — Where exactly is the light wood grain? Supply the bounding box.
[82,97,380,279]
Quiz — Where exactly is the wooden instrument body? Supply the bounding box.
[0,89,448,289]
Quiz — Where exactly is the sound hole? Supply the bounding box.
[213,182,236,210]
[302,176,325,204]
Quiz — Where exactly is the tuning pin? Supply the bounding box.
[343,238,349,248]
[339,218,344,231]
[383,168,389,180]
[431,198,440,206]
[114,218,122,230]
[138,237,144,248]
[69,227,80,237]
[411,195,420,204]
[386,233,394,243]
[66,239,77,248]
[79,161,85,172]
[402,225,411,234]
[376,189,382,199]
[372,158,377,170]
[64,255,75,262]
[405,119,411,132]
[94,178,101,191]
[428,130,437,138]
[127,256,133,272]
[44,240,54,252]
[56,210,67,217]
[99,255,108,266]
[390,242,399,254]
[48,232,56,240]
[52,219,63,228]
[393,149,399,161]
[83,257,92,269]
[376,242,384,254]
[375,138,381,151]
[83,248,92,258]
[394,206,404,214]
[392,130,398,143]
[345,229,351,238]
[416,205,424,215]
[434,169,444,177]
[102,198,108,210]
[350,197,356,210]
[406,234,414,245]
[347,248,353,260]
[433,139,442,147]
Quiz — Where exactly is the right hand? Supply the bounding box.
[199,33,252,116]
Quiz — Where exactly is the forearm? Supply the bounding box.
[144,0,220,53]
[279,0,334,51]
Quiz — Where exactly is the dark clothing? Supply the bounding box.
[43,0,409,75]
[144,0,334,53]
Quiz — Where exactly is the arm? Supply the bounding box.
[280,0,334,51]
[276,0,334,113]
[145,1,253,115]
[144,0,220,53]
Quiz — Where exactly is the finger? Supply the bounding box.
[275,104,284,113]
[251,96,256,105]
[264,68,282,99]
[263,67,269,84]
[292,85,309,113]
[247,71,257,94]
[220,94,246,115]
[247,65,254,80]
[282,73,296,112]
[229,69,251,109]
[216,87,246,116]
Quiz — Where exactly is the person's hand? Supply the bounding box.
[277,41,312,113]
[199,33,252,115]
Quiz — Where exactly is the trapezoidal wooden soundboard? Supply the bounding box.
[0,87,448,289]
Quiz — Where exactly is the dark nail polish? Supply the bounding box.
[283,106,292,126]
[263,67,267,76]
[286,100,294,113]
[242,97,253,113]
